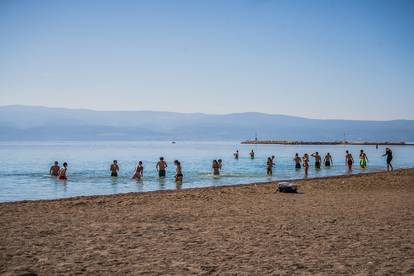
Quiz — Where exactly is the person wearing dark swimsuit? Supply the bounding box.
[324,153,333,167]
[382,147,393,171]
[174,160,183,182]
[110,160,119,177]
[294,153,302,169]
[212,160,220,176]
[311,152,321,169]
[156,157,167,177]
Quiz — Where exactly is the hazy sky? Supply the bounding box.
[0,0,413,120]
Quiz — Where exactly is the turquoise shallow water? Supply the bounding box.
[0,141,413,202]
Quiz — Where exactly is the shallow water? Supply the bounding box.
[0,141,413,202]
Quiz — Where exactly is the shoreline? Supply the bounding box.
[0,168,411,205]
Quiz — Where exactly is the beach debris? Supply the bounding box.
[277,182,298,193]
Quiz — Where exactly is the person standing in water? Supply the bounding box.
[58,162,68,180]
[302,154,309,176]
[50,161,60,176]
[234,150,239,159]
[266,157,273,175]
[359,150,368,168]
[294,153,302,169]
[324,153,333,167]
[174,160,183,182]
[132,161,143,180]
[156,157,167,178]
[110,160,119,177]
[345,150,354,171]
[382,147,393,171]
[212,160,220,176]
[311,152,322,169]
[250,150,255,159]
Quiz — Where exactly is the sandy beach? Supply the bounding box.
[1,169,413,275]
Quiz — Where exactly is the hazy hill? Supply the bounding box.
[1,105,414,141]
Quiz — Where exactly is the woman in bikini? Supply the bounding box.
[302,154,309,176]
[174,160,183,182]
[132,161,143,180]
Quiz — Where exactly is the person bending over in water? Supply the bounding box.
[234,150,239,159]
[212,160,220,176]
[132,161,143,180]
[110,160,119,177]
[174,160,183,182]
[50,161,60,176]
[311,152,321,169]
[382,147,393,171]
[345,150,354,171]
[58,162,68,180]
[250,150,255,159]
[266,157,273,175]
[302,154,309,176]
[294,153,302,169]
[156,157,167,178]
[324,153,333,167]
[359,150,368,168]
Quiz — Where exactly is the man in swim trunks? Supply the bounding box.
[294,153,302,169]
[156,157,167,177]
[324,153,333,167]
[58,162,68,180]
[50,161,60,176]
[311,152,322,169]
[266,157,273,175]
[382,147,393,171]
[250,150,255,159]
[345,150,354,171]
[110,160,119,177]
[359,150,368,168]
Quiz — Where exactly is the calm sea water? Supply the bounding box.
[0,141,413,202]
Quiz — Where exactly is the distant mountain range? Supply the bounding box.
[1,105,414,141]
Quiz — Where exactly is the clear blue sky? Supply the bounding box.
[0,0,413,120]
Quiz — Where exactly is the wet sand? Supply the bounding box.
[1,169,414,275]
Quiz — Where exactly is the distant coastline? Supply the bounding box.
[241,140,413,145]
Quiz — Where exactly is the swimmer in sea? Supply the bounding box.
[359,150,368,169]
[294,153,302,169]
[212,160,220,176]
[110,160,119,177]
[50,161,60,176]
[345,150,354,171]
[324,153,333,167]
[266,157,273,175]
[302,153,309,176]
[174,160,183,182]
[234,150,239,159]
[58,162,68,180]
[218,159,222,171]
[250,150,255,159]
[132,161,143,180]
[382,147,393,171]
[311,152,322,169]
[156,157,167,178]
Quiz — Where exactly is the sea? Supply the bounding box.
[1,141,413,202]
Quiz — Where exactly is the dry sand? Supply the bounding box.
[1,169,414,275]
